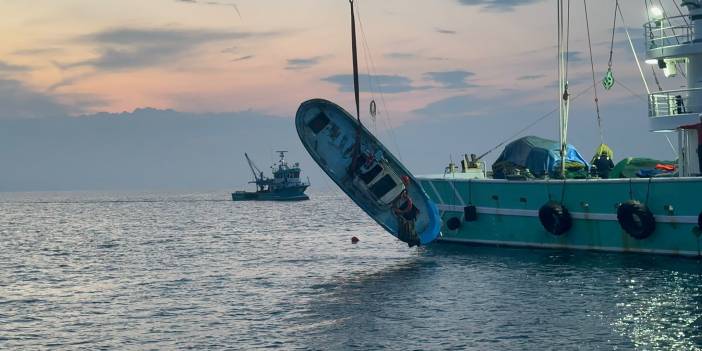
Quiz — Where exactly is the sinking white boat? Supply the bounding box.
[295,98,441,246]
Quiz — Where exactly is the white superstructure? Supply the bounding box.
[645,0,702,176]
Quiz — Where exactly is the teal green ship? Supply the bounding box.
[418,1,702,257]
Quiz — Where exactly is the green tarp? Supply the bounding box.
[610,157,677,178]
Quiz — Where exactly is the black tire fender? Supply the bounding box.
[697,211,701,229]
[617,200,656,240]
[538,202,572,236]
[464,205,478,222]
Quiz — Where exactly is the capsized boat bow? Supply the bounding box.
[295,98,441,246]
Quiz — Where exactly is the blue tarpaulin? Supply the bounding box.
[492,136,590,178]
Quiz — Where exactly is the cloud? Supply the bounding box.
[285,56,324,70]
[0,108,315,191]
[0,79,71,119]
[61,27,274,71]
[413,94,493,118]
[423,70,477,89]
[231,55,254,62]
[322,74,424,93]
[174,0,241,18]
[47,71,100,92]
[384,52,417,60]
[436,28,457,35]
[0,61,31,74]
[456,0,544,12]
[567,51,585,63]
[57,92,110,111]
[12,47,64,56]
[517,74,546,81]
[385,52,450,61]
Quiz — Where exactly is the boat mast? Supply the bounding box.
[350,0,361,125]
[275,150,288,167]
[557,0,571,178]
[347,0,365,171]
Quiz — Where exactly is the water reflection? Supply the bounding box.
[300,244,702,350]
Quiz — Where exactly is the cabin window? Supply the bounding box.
[370,174,398,199]
[359,164,382,184]
[308,112,330,134]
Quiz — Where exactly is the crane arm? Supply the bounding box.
[244,153,263,182]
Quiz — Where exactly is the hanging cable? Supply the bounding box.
[608,2,617,69]
[602,1,619,91]
[354,0,403,161]
[651,66,663,91]
[352,1,378,133]
[618,3,651,95]
[673,0,689,26]
[617,80,647,101]
[565,0,571,83]
[583,0,604,145]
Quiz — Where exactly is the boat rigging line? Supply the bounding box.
[617,1,651,95]
[476,86,594,162]
[603,0,617,91]
[583,0,605,145]
[354,0,403,161]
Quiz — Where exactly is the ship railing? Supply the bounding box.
[644,15,693,51]
[648,87,702,117]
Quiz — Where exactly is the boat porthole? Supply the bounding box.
[617,200,656,240]
[538,202,572,236]
[446,217,461,231]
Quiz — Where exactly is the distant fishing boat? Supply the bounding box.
[232,151,310,201]
[294,1,441,247]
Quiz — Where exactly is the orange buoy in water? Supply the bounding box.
[351,236,359,244]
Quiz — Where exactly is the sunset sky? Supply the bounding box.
[1,0,668,119]
[0,0,690,190]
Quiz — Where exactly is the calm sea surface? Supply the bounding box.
[1,189,701,350]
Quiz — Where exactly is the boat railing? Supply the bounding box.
[644,15,693,51]
[648,87,702,117]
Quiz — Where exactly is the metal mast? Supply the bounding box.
[350,0,361,125]
[557,0,571,178]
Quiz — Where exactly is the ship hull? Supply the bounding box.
[232,185,309,201]
[418,176,702,257]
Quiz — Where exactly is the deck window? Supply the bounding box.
[359,164,383,184]
[308,112,330,134]
[369,174,398,199]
